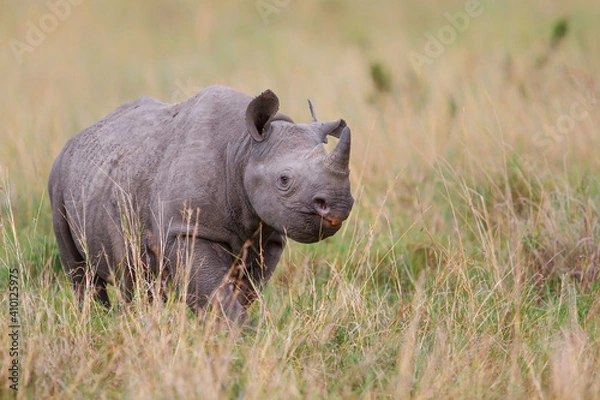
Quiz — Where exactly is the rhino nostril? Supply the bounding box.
[313,197,330,215]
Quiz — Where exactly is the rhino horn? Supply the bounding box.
[328,126,351,172]
[315,118,347,144]
[307,98,318,122]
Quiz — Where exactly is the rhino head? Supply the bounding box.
[243,90,354,244]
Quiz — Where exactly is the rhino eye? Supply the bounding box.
[277,174,292,191]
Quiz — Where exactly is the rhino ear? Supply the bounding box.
[246,89,280,142]
[316,119,347,143]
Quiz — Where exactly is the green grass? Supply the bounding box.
[2,0,600,398]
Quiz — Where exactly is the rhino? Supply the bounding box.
[48,85,354,323]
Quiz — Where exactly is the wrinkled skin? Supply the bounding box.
[48,85,354,323]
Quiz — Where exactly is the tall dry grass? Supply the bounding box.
[1,0,600,398]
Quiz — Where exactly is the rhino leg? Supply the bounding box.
[93,274,111,308]
[212,280,247,325]
[174,238,247,323]
[237,232,286,307]
[52,202,112,308]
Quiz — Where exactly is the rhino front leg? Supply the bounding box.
[174,238,247,323]
[237,232,286,307]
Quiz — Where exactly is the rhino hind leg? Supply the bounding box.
[67,255,113,309]
[52,202,112,308]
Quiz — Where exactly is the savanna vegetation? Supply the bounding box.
[1,0,599,398]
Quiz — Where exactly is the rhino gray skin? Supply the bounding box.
[48,85,353,323]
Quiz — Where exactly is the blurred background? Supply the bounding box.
[2,0,598,204]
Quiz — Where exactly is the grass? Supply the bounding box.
[2,0,600,398]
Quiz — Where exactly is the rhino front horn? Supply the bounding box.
[328,126,351,172]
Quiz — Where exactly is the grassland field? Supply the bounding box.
[1,0,600,398]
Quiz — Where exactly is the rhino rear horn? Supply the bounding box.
[328,125,351,172]
[307,98,318,122]
[246,89,280,142]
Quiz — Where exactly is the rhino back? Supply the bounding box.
[55,85,253,268]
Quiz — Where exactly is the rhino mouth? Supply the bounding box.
[317,214,344,229]
[280,208,349,243]
[307,211,346,236]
